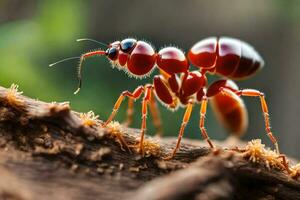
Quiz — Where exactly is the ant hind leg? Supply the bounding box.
[221,88,279,154]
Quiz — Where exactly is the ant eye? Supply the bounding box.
[107,47,118,60]
[120,38,137,53]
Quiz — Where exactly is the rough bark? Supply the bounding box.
[0,85,299,200]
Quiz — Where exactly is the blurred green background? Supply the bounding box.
[1,0,300,158]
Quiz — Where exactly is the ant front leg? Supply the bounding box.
[138,85,153,155]
[124,90,163,137]
[221,88,279,154]
[123,98,135,126]
[165,100,194,160]
[103,86,144,127]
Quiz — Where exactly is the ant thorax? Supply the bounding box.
[153,71,207,110]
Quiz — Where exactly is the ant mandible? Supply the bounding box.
[50,37,279,159]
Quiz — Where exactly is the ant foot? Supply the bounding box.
[162,154,174,160]
[128,141,145,157]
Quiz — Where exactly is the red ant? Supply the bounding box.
[50,37,279,159]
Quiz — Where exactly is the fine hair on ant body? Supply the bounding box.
[50,37,279,159]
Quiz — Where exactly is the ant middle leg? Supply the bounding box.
[103,86,144,127]
[165,100,194,160]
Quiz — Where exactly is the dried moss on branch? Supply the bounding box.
[0,84,300,200]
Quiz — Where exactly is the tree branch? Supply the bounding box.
[0,85,299,200]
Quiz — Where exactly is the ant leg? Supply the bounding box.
[149,92,163,137]
[278,154,292,174]
[199,96,215,148]
[123,98,134,126]
[165,100,194,159]
[222,88,279,154]
[138,85,153,155]
[103,86,144,127]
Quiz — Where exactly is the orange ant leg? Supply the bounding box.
[138,85,153,155]
[224,88,279,154]
[123,98,135,126]
[278,154,292,174]
[149,92,163,137]
[165,100,194,159]
[199,96,215,148]
[103,86,144,127]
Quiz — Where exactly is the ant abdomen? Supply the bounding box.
[188,37,264,80]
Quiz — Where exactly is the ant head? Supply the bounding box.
[105,39,137,61]
[120,38,137,53]
[105,41,120,61]
[106,38,156,78]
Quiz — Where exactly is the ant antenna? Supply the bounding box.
[73,50,106,94]
[74,56,84,94]
[49,57,80,67]
[50,50,106,95]
[49,56,85,94]
[76,38,108,48]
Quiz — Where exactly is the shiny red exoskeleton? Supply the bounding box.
[50,37,279,159]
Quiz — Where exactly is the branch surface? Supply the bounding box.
[0,85,299,200]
